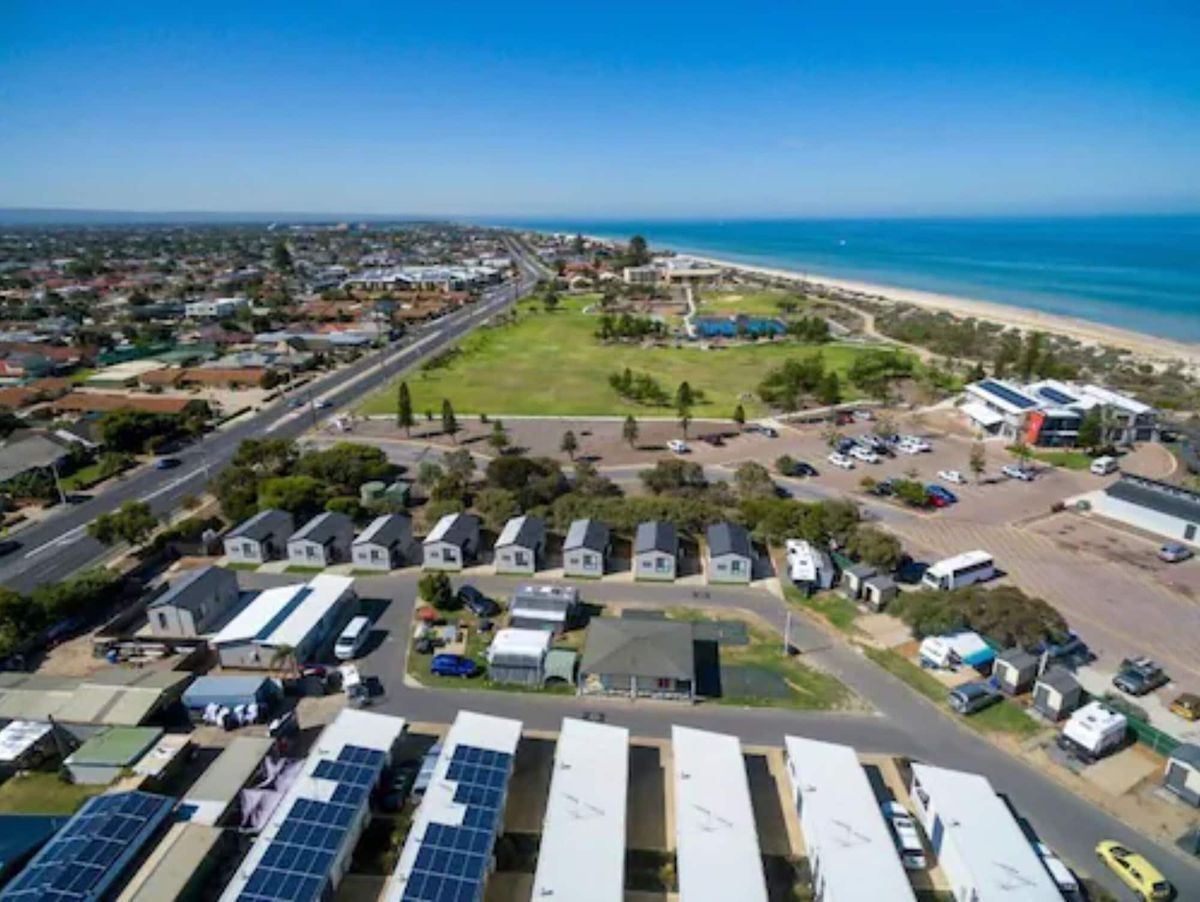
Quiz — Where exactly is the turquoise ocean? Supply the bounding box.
[496,216,1200,343]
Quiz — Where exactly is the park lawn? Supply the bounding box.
[783,585,860,634]
[695,288,803,317]
[1030,449,1093,471]
[360,294,891,418]
[0,771,103,814]
[60,458,133,492]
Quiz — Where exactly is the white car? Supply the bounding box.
[850,445,880,464]
[1002,464,1034,481]
[937,469,966,485]
[895,440,922,455]
[881,801,926,870]
[1033,842,1082,900]
[899,435,931,452]
[667,439,689,454]
[827,452,855,470]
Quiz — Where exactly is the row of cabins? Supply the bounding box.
[224,508,759,582]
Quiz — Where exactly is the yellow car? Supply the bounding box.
[1169,692,1200,721]
[1095,841,1172,900]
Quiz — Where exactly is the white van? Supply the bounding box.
[334,615,372,660]
[1089,455,1118,476]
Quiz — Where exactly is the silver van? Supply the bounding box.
[334,616,371,660]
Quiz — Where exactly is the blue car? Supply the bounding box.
[430,654,478,678]
[925,484,957,504]
[154,457,181,470]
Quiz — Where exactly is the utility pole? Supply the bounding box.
[783,609,792,656]
[48,460,66,505]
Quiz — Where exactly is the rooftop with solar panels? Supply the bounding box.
[384,710,522,902]
[218,707,407,902]
[962,376,1157,443]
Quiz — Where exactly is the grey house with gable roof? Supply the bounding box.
[422,512,480,571]
[563,518,610,578]
[494,515,546,575]
[704,521,753,584]
[287,511,354,567]
[147,565,240,638]
[352,514,412,571]
[579,617,695,700]
[634,520,679,581]
[223,509,295,564]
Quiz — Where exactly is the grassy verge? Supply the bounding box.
[783,585,859,634]
[0,771,103,814]
[1030,449,1093,471]
[359,293,899,418]
[284,565,326,574]
[225,562,262,571]
[862,647,1044,739]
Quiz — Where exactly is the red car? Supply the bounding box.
[926,494,950,508]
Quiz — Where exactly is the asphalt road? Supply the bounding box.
[237,568,1200,900]
[0,241,545,594]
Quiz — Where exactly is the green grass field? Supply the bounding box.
[1029,449,1093,471]
[362,294,893,418]
[695,288,803,317]
[0,771,103,814]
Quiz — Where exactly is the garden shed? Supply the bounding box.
[994,648,1039,695]
[1032,667,1083,720]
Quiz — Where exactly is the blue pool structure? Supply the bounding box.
[690,315,786,339]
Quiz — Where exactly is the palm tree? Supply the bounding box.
[269,643,298,678]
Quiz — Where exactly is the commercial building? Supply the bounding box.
[485,628,551,687]
[384,710,522,902]
[909,763,1060,901]
[1091,474,1200,549]
[634,520,679,581]
[508,583,579,633]
[2,791,174,902]
[224,509,295,564]
[211,574,356,669]
[580,618,695,700]
[181,675,279,717]
[493,515,545,575]
[563,518,610,578]
[287,511,355,567]
[146,564,240,637]
[220,708,407,902]
[532,718,629,902]
[352,513,412,571]
[422,512,480,571]
[783,736,916,902]
[64,726,164,785]
[961,378,1156,446]
[704,521,753,584]
[180,735,275,826]
[672,726,767,902]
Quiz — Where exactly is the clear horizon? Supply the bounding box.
[3,3,1199,217]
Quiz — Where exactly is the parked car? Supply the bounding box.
[827,452,855,470]
[880,801,926,870]
[1112,657,1169,696]
[895,441,923,456]
[850,445,880,464]
[1034,842,1083,901]
[1169,693,1200,721]
[414,637,436,655]
[0,540,20,558]
[154,457,181,470]
[1001,464,1035,481]
[868,478,895,497]
[948,681,1001,715]
[835,437,857,454]
[937,469,966,485]
[456,585,500,617]
[667,439,689,454]
[380,761,419,811]
[787,460,818,477]
[267,710,299,739]
[926,493,951,509]
[1095,841,1172,901]
[430,654,479,678]
[925,484,958,504]
[899,435,931,452]
[286,397,305,409]
[1159,542,1194,563]
[700,433,725,446]
[315,399,333,409]
[745,424,778,438]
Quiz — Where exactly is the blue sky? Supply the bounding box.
[2,2,1198,217]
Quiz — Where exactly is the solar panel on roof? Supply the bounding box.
[978,379,1036,410]
[1037,385,1077,405]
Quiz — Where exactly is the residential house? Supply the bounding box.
[0,432,70,491]
[352,514,412,571]
[704,521,753,585]
[494,515,546,575]
[563,518,610,578]
[146,565,240,638]
[634,520,679,582]
[422,512,480,571]
[287,511,355,567]
[223,509,295,564]
[579,618,695,700]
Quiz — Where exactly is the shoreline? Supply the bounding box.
[683,253,1200,365]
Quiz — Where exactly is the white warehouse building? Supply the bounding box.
[1090,473,1200,549]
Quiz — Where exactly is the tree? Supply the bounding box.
[968,442,987,482]
[485,455,567,508]
[397,382,415,436]
[640,459,708,495]
[678,411,691,439]
[233,438,297,475]
[560,430,578,460]
[622,415,639,449]
[967,361,987,382]
[474,487,521,532]
[732,405,745,427]
[88,501,157,546]
[272,240,293,273]
[488,420,509,453]
[775,454,796,476]
[816,371,841,406]
[268,643,298,677]
[416,461,444,488]
[821,426,844,449]
[758,355,826,410]
[442,448,476,483]
[628,235,650,266]
[893,479,929,508]
[258,475,327,519]
[441,399,459,442]
[325,495,367,522]
[734,462,775,498]
[1077,408,1103,450]
[213,464,260,522]
[846,526,903,571]
[294,443,393,495]
[675,381,695,414]
[1010,440,1033,469]
[418,572,458,611]
[1018,331,1044,382]
[542,290,560,313]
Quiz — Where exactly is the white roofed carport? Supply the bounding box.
[960,400,1005,428]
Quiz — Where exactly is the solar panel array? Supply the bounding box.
[978,380,1037,410]
[2,791,172,902]
[234,744,387,902]
[400,744,513,902]
[1036,385,1078,405]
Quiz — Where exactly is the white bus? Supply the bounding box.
[921,550,995,591]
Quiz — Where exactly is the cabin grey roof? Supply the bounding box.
[580,618,694,681]
[424,512,478,546]
[863,574,897,592]
[844,563,878,579]
[1170,743,1200,769]
[1036,667,1079,693]
[228,508,293,542]
[997,648,1038,670]
[635,520,677,555]
[0,433,69,484]
[564,518,609,552]
[513,584,578,610]
[290,511,353,544]
[148,565,233,610]
[1106,474,1200,523]
[705,521,751,558]
[354,513,410,548]
[496,515,545,549]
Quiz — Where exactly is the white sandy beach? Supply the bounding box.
[679,252,1200,365]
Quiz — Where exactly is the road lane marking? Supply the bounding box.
[23,524,87,558]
